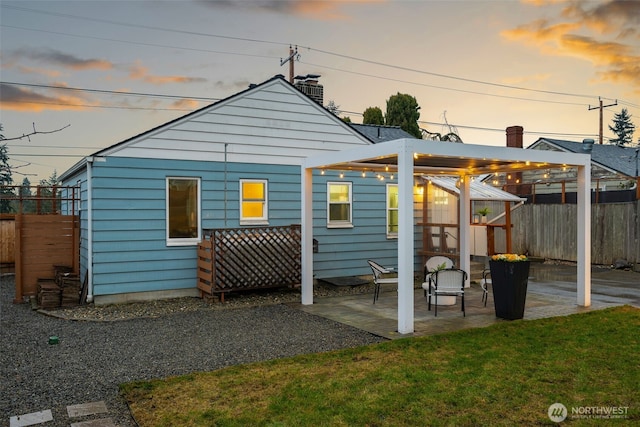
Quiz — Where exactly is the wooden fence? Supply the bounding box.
[197,225,302,300]
[506,201,639,265]
[14,214,80,302]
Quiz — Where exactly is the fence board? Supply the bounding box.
[0,216,15,264]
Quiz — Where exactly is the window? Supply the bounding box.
[327,182,352,227]
[166,177,201,245]
[240,179,268,224]
[387,184,398,236]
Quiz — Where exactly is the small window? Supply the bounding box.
[387,184,398,237]
[327,182,352,228]
[240,179,268,224]
[166,177,201,245]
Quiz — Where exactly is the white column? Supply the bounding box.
[458,175,471,287]
[301,167,314,305]
[397,145,414,334]
[576,163,591,306]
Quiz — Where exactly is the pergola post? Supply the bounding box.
[397,145,414,334]
[301,167,314,305]
[458,175,471,287]
[577,163,591,306]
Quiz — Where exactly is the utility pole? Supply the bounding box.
[280,45,299,83]
[588,97,617,144]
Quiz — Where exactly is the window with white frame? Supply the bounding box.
[240,179,268,224]
[166,177,201,245]
[327,182,352,227]
[387,184,398,236]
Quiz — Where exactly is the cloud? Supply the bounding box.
[0,83,94,112]
[12,47,113,71]
[198,0,383,20]
[561,0,640,37]
[502,1,640,91]
[128,61,207,85]
[171,98,202,110]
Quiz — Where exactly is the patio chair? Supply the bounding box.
[426,268,467,317]
[422,256,454,299]
[480,269,491,307]
[367,260,398,304]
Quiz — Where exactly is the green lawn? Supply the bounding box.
[121,306,639,426]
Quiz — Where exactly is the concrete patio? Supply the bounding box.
[295,263,639,340]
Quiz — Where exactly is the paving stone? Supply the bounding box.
[70,419,117,427]
[9,410,53,427]
[67,401,108,418]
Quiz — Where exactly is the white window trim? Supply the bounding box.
[240,179,269,225]
[327,181,353,228]
[166,177,202,246]
[387,183,398,238]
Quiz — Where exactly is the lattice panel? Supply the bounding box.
[197,225,301,296]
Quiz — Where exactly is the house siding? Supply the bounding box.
[60,77,426,301]
[83,156,417,297]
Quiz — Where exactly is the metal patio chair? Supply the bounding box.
[367,260,398,304]
[426,267,467,317]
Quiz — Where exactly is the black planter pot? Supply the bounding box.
[489,260,530,320]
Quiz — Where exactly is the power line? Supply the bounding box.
[1,5,640,108]
[1,24,280,60]
[4,3,634,107]
[300,46,597,100]
[300,61,590,107]
[1,4,289,47]
[1,81,219,101]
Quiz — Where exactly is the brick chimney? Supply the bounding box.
[506,125,523,148]
[505,126,527,195]
[294,74,323,106]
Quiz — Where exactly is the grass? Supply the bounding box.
[120,306,639,426]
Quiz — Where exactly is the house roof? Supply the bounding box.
[422,176,525,202]
[60,75,372,181]
[349,124,417,143]
[529,138,638,177]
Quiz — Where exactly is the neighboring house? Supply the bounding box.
[489,128,638,201]
[525,138,638,201]
[529,138,638,180]
[59,75,418,304]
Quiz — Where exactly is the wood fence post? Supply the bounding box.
[14,214,23,303]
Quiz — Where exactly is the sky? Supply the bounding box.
[1,0,639,184]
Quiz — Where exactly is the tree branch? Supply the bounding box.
[1,123,71,142]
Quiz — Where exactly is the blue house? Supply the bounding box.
[60,75,417,304]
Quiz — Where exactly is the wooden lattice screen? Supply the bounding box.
[197,224,301,300]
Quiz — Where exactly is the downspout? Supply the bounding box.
[224,143,228,227]
[86,157,94,303]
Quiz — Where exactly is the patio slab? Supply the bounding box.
[293,263,636,340]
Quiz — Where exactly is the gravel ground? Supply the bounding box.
[0,275,386,427]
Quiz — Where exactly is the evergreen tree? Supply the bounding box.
[385,93,422,138]
[38,170,60,214]
[20,177,35,213]
[363,107,384,125]
[0,124,14,213]
[325,100,340,116]
[608,108,635,147]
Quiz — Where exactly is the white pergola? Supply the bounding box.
[301,138,592,334]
